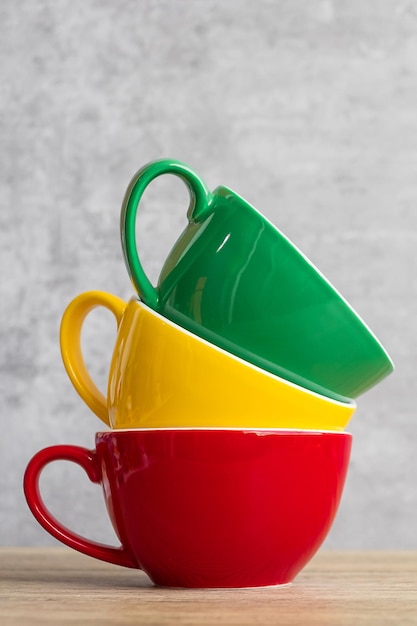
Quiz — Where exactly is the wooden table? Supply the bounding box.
[1,549,416,625]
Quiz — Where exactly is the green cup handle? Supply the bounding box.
[120,159,213,310]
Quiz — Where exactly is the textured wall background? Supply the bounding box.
[1,0,416,549]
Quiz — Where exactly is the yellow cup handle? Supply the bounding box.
[60,291,127,426]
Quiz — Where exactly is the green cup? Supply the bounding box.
[121,159,393,402]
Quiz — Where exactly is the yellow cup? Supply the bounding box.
[60,291,357,430]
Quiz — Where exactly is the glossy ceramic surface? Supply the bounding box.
[60,290,356,430]
[24,428,352,588]
[121,159,393,402]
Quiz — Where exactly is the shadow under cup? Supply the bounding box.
[24,428,352,588]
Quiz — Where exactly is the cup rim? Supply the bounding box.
[97,427,352,436]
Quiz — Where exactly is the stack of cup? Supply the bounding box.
[24,159,393,589]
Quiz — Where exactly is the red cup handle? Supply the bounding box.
[23,445,137,569]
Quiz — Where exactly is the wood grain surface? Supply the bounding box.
[1,549,416,625]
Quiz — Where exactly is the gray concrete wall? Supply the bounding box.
[1,0,416,549]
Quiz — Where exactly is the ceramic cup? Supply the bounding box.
[60,290,356,430]
[121,158,393,402]
[24,428,352,588]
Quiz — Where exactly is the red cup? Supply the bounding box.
[24,429,351,588]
